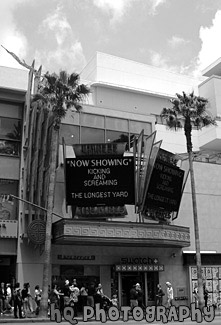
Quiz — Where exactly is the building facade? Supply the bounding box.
[0,52,221,308]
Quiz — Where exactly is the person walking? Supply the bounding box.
[13,282,23,319]
[165,282,173,307]
[129,284,138,310]
[95,283,104,308]
[203,283,209,307]
[136,283,144,309]
[34,285,42,315]
[69,283,80,317]
[193,284,199,307]
[0,282,6,315]
[87,282,96,308]
[156,284,165,306]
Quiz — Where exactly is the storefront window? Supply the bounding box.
[81,127,105,144]
[191,266,221,307]
[0,179,18,220]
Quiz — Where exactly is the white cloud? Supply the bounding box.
[195,10,221,75]
[149,50,194,75]
[36,5,86,73]
[0,0,28,69]
[40,5,72,46]
[148,0,166,15]
[168,36,190,48]
[35,41,86,74]
[92,0,134,24]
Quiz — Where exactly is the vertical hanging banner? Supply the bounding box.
[134,130,144,209]
[142,149,185,222]
[140,140,162,213]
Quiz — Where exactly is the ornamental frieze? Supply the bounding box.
[53,220,190,247]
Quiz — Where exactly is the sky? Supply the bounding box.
[1,0,221,77]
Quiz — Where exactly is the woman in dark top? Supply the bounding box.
[156,284,165,306]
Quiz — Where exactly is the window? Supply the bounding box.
[0,179,18,220]
[81,127,105,144]
[59,125,80,145]
[0,116,22,156]
[129,120,152,135]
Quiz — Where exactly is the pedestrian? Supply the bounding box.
[26,283,33,313]
[21,283,29,317]
[63,280,70,307]
[80,283,88,311]
[5,283,12,312]
[111,294,118,308]
[87,282,96,308]
[13,282,23,319]
[203,283,209,307]
[0,282,6,315]
[136,283,144,309]
[129,284,138,310]
[95,283,104,308]
[49,284,62,309]
[69,283,80,317]
[165,282,173,307]
[193,283,198,307]
[156,284,165,306]
[34,285,42,315]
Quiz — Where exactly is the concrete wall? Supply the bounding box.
[176,161,221,253]
[81,52,203,97]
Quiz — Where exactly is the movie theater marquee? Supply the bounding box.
[65,156,135,206]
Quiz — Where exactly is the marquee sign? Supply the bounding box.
[65,156,135,206]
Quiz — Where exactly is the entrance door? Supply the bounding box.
[121,272,145,306]
[147,272,159,305]
[120,272,159,307]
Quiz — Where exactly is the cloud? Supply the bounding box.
[195,10,221,75]
[36,5,86,73]
[92,0,166,23]
[148,0,166,15]
[40,5,72,46]
[0,0,28,69]
[168,36,190,48]
[149,50,178,72]
[92,0,133,24]
[149,50,194,75]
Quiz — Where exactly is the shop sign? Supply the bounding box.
[75,206,127,218]
[65,156,135,206]
[144,159,184,212]
[120,257,159,265]
[57,255,95,261]
[73,143,126,157]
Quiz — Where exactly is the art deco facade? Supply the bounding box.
[0,52,221,307]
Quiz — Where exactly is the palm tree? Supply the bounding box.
[160,91,216,309]
[32,71,90,317]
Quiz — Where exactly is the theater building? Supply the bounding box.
[1,53,221,307]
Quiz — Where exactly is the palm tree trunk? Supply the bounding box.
[39,128,59,317]
[188,151,204,309]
